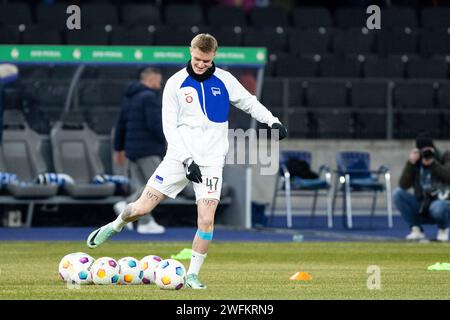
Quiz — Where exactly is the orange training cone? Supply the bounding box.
[290,271,312,281]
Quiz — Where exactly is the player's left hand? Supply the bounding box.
[183,158,203,183]
[271,123,287,141]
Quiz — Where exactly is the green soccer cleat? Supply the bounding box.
[86,223,117,249]
[186,274,207,290]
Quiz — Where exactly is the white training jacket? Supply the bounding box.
[162,66,281,167]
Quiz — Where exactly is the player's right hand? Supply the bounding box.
[183,158,203,183]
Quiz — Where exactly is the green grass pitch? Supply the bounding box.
[1,241,450,300]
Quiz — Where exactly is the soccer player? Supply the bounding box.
[86,34,287,289]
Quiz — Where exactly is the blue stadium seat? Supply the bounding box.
[270,150,333,228]
[334,151,393,229]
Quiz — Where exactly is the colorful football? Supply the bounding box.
[140,255,162,284]
[90,257,120,285]
[154,259,186,290]
[118,257,143,285]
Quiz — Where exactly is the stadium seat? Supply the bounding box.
[353,112,386,139]
[351,78,387,138]
[333,151,393,229]
[242,28,287,53]
[36,3,68,29]
[270,150,333,228]
[394,112,441,139]
[65,28,110,45]
[438,83,450,108]
[419,30,450,55]
[382,7,418,29]
[312,110,354,138]
[121,3,162,27]
[421,7,450,30]
[376,29,418,55]
[87,109,119,135]
[393,81,436,109]
[164,4,205,27]
[0,3,33,27]
[305,80,349,108]
[288,79,304,107]
[287,110,309,137]
[50,115,115,198]
[79,80,127,107]
[154,27,196,46]
[406,58,448,79]
[207,6,246,27]
[351,80,388,138]
[351,80,388,109]
[363,55,405,78]
[19,80,69,112]
[319,55,361,78]
[82,3,119,27]
[288,29,330,55]
[0,110,58,199]
[0,26,21,44]
[275,54,318,78]
[110,27,153,45]
[335,7,368,29]
[22,26,62,45]
[210,27,242,47]
[332,28,375,55]
[441,113,450,138]
[292,7,333,29]
[261,78,283,108]
[249,6,290,28]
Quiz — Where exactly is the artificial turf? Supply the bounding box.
[1,241,450,300]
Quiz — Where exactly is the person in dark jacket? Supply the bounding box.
[393,131,450,241]
[113,67,166,234]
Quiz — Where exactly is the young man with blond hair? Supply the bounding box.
[86,34,287,289]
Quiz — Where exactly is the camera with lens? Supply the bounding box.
[420,149,435,160]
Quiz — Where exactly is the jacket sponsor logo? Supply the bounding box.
[211,87,221,96]
[184,92,193,103]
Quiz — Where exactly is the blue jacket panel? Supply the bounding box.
[114,81,166,161]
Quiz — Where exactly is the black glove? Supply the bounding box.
[183,158,203,183]
[271,123,287,141]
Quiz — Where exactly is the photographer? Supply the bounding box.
[393,131,450,241]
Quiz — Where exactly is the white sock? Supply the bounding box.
[112,215,128,232]
[187,250,207,276]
